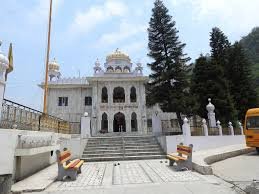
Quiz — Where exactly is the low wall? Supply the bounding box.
[162,135,245,154]
[0,129,73,182]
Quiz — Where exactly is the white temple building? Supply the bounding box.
[40,49,179,135]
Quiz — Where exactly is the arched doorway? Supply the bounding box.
[101,113,108,133]
[131,112,138,132]
[113,112,126,132]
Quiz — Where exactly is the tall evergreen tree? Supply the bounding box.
[210,27,230,76]
[147,0,190,125]
[227,42,257,120]
[209,28,237,123]
[191,27,237,124]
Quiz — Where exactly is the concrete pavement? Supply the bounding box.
[17,159,242,194]
[212,151,259,192]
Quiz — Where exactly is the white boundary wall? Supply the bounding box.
[0,129,87,181]
[164,135,245,154]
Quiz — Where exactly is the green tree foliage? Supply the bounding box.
[227,42,257,120]
[147,0,190,125]
[240,27,259,64]
[191,27,237,124]
[240,27,259,100]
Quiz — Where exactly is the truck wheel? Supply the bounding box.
[256,147,259,154]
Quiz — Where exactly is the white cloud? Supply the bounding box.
[28,0,64,24]
[97,21,146,47]
[171,0,259,34]
[69,0,127,35]
[121,41,146,55]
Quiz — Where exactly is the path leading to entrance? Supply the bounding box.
[42,160,238,194]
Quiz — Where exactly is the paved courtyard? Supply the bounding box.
[33,159,240,194]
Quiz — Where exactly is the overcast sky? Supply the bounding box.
[1,0,259,110]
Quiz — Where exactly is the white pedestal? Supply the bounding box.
[81,116,91,138]
[152,114,162,135]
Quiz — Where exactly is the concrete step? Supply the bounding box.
[124,151,164,156]
[124,143,158,147]
[81,154,166,162]
[124,145,161,149]
[86,143,123,147]
[83,148,162,154]
[82,152,123,158]
[84,146,123,150]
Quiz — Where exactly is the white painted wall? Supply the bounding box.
[164,135,245,154]
[0,129,77,181]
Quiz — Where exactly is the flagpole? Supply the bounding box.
[43,0,53,114]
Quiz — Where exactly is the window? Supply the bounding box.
[102,87,108,103]
[85,97,92,106]
[130,87,137,102]
[58,97,68,106]
[113,87,125,103]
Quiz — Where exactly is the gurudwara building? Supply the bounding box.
[41,49,178,135]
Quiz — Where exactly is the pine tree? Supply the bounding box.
[190,27,237,124]
[147,0,190,125]
[227,42,257,120]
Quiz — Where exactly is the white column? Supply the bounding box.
[238,121,244,135]
[217,120,223,136]
[152,113,162,135]
[0,42,8,121]
[202,118,208,136]
[81,112,91,138]
[229,122,234,136]
[182,117,191,145]
[126,115,131,132]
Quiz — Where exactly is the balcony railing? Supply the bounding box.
[0,99,72,133]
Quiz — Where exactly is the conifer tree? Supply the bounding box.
[191,27,237,124]
[227,42,257,120]
[147,0,190,125]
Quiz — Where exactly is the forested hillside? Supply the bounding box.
[240,27,259,96]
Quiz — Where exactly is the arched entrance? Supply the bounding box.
[113,112,126,132]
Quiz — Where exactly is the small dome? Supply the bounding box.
[49,58,60,71]
[106,48,130,63]
[0,41,9,66]
[206,98,215,112]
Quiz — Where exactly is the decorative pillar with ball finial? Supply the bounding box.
[206,98,216,127]
[0,41,9,121]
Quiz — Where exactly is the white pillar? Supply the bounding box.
[206,98,216,127]
[152,113,162,135]
[238,121,244,135]
[202,118,208,136]
[229,121,234,136]
[0,42,8,121]
[182,117,191,145]
[217,120,222,136]
[182,117,191,136]
[81,112,91,138]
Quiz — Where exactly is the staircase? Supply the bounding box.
[81,135,166,162]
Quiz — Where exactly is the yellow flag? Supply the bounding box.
[5,43,13,81]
